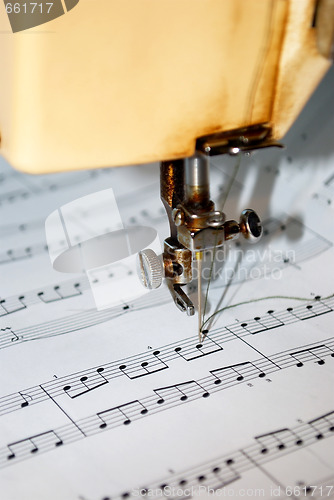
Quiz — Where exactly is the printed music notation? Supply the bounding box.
[1,293,332,354]
[0,279,87,316]
[2,407,333,495]
[0,182,164,244]
[0,336,333,471]
[0,308,126,350]
[105,411,334,500]
[312,170,334,208]
[1,293,333,416]
[0,166,115,206]
[0,185,164,267]
[119,351,169,380]
[0,272,168,318]
[0,218,42,237]
[6,431,64,461]
[96,400,149,428]
[1,310,333,420]
[0,241,49,265]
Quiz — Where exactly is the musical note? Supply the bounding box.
[220,299,332,341]
[0,327,23,344]
[0,168,115,208]
[0,296,26,316]
[0,307,126,352]
[210,361,267,385]
[174,337,222,361]
[119,351,168,379]
[153,381,209,405]
[0,187,30,205]
[312,171,334,208]
[96,400,148,429]
[254,427,304,454]
[290,345,334,367]
[0,387,46,416]
[286,299,333,321]
[63,368,109,399]
[0,219,42,237]
[37,283,82,303]
[237,313,284,335]
[308,411,334,439]
[172,453,241,492]
[0,278,90,318]
[0,242,48,265]
[209,460,241,489]
[19,392,33,408]
[7,431,63,461]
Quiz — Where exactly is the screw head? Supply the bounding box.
[172,208,185,226]
[239,209,262,242]
[137,249,163,289]
[206,211,225,228]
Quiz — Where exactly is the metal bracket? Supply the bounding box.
[196,123,284,156]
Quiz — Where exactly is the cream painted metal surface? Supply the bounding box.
[0,0,331,173]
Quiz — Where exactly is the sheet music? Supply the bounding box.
[0,68,333,500]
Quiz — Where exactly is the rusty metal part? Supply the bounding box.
[223,220,241,241]
[196,123,284,156]
[172,208,185,227]
[176,211,262,250]
[163,238,192,284]
[206,211,226,228]
[184,154,212,209]
[163,236,195,316]
[175,204,216,231]
[161,160,184,239]
[160,160,184,209]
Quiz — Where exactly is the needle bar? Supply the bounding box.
[196,252,202,343]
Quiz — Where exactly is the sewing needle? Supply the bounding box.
[196,251,202,343]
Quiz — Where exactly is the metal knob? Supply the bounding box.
[137,249,163,289]
[239,209,262,242]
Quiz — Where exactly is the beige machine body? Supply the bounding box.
[0,0,332,174]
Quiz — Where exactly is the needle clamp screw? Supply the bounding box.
[239,209,262,242]
[138,249,163,289]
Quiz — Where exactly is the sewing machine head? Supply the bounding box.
[0,0,333,335]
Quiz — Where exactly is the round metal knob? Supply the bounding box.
[137,249,163,289]
[239,209,262,242]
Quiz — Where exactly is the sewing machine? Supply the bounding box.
[0,0,333,337]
